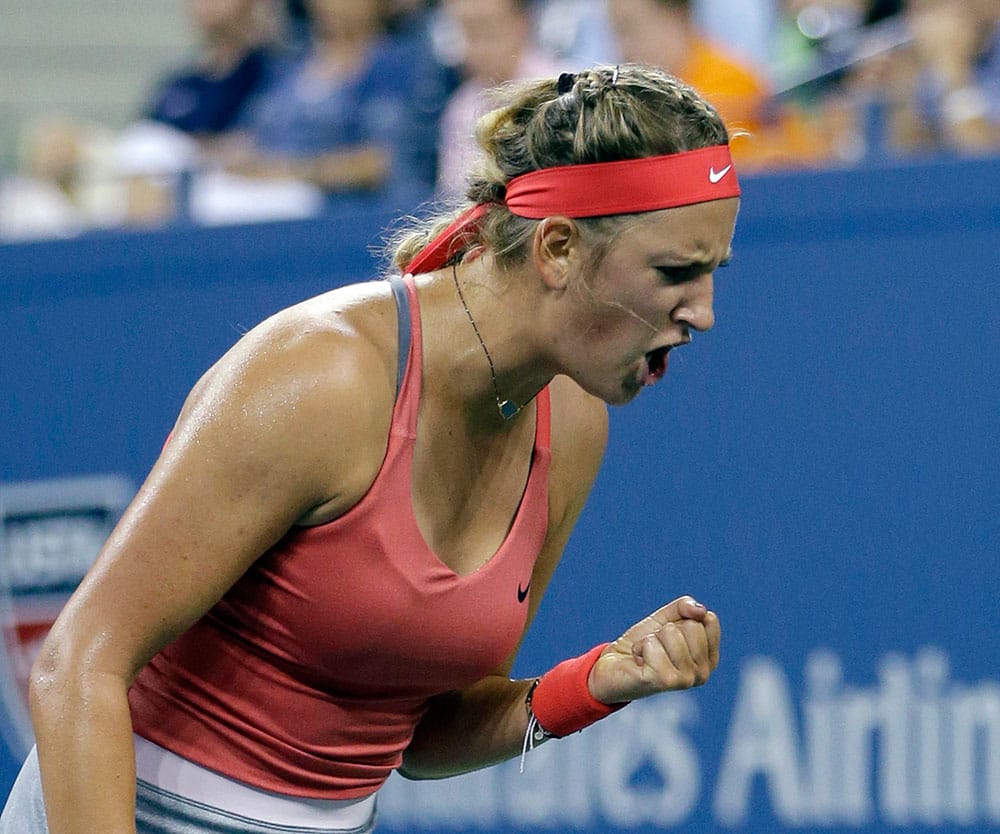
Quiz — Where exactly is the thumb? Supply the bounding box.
[613,595,708,655]
[655,594,708,624]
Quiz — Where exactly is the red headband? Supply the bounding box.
[405,144,739,275]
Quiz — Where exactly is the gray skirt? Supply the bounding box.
[0,748,377,834]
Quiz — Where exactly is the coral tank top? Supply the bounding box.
[129,274,551,798]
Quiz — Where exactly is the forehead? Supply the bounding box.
[608,198,739,263]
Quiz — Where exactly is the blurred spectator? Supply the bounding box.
[107,0,451,227]
[284,0,313,50]
[434,0,560,200]
[0,117,136,241]
[779,0,1000,163]
[216,0,451,208]
[536,0,618,67]
[0,118,89,241]
[607,0,832,170]
[696,0,777,71]
[538,0,776,74]
[877,0,999,156]
[770,0,860,96]
[111,0,290,227]
[145,0,283,137]
[768,1,905,163]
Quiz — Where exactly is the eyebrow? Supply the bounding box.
[678,253,733,272]
[654,248,733,270]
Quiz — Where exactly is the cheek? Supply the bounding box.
[574,300,654,360]
[586,281,666,341]
[570,281,632,340]
[572,258,666,344]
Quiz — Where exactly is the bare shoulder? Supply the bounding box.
[39,282,405,674]
[243,281,398,402]
[174,280,400,521]
[545,375,609,524]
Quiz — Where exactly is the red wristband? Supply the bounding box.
[530,643,628,738]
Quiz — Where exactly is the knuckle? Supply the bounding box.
[666,662,697,690]
[657,624,679,647]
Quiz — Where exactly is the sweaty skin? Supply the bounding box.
[27,195,735,833]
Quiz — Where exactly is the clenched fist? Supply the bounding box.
[588,596,721,704]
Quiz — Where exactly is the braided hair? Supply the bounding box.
[390,64,729,272]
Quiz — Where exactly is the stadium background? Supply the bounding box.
[1,2,998,831]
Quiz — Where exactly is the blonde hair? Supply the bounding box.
[388,63,729,273]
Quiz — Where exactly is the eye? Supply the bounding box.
[656,265,699,286]
[656,255,731,285]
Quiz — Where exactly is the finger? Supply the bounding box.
[615,597,711,657]
[633,623,698,690]
[647,595,708,627]
[704,610,721,671]
[677,596,709,621]
[675,619,711,685]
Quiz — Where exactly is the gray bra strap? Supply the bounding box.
[387,275,411,397]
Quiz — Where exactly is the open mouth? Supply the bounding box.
[643,345,671,385]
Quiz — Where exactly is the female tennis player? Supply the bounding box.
[3,63,737,833]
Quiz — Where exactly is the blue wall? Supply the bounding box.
[1,156,998,831]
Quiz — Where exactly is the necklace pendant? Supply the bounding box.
[498,399,520,420]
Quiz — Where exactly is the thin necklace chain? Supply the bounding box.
[451,261,522,420]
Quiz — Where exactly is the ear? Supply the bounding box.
[531,216,578,291]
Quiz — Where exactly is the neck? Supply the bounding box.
[311,35,372,79]
[434,262,552,425]
[203,39,254,75]
[314,16,380,51]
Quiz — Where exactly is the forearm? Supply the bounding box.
[223,146,390,191]
[399,676,536,780]
[30,666,138,834]
[300,147,390,191]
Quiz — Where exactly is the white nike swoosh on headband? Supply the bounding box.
[709,165,733,184]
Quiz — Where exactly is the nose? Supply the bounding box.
[672,272,715,332]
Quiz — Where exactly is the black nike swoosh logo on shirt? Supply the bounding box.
[517,581,531,603]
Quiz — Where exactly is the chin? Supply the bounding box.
[604,381,643,407]
[572,370,642,406]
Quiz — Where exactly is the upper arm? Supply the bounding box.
[37,304,395,686]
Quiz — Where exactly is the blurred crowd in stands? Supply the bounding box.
[1,0,998,242]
